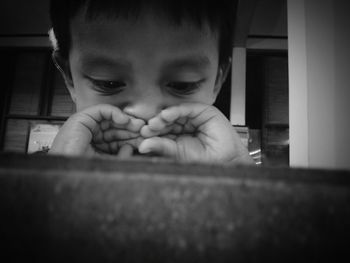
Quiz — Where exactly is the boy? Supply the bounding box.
[48,0,254,164]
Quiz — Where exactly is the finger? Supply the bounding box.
[161,103,224,128]
[141,124,170,137]
[93,137,143,154]
[175,117,188,126]
[147,115,188,130]
[92,150,121,160]
[169,123,186,134]
[138,137,178,158]
[100,105,129,125]
[108,116,144,131]
[124,117,145,132]
[93,142,113,154]
[102,128,141,142]
[118,137,144,149]
[141,118,194,138]
[140,123,180,137]
[141,103,216,137]
[117,144,134,159]
[109,141,120,154]
[67,104,130,142]
[140,116,172,137]
[79,104,130,130]
[160,134,177,140]
[100,120,111,131]
[92,129,136,144]
[148,116,171,130]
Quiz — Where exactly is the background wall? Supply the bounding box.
[0,0,50,35]
[250,0,287,37]
[0,0,287,37]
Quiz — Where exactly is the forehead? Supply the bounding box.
[69,10,219,66]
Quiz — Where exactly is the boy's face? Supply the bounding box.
[65,10,226,121]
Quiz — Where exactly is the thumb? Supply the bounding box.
[138,137,178,158]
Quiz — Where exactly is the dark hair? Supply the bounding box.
[50,0,237,66]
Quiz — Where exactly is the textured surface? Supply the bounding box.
[0,153,349,262]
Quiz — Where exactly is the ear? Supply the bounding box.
[213,58,232,101]
[52,50,76,103]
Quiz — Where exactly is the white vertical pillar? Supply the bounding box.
[288,0,350,169]
[230,47,246,126]
[304,0,336,169]
[333,0,350,169]
[287,0,309,167]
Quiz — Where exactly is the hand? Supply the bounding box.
[139,103,254,164]
[49,104,145,158]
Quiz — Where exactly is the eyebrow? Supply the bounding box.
[161,55,211,72]
[79,53,211,73]
[79,55,133,72]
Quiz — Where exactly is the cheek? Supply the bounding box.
[74,82,128,112]
[193,82,218,105]
[170,89,215,106]
[73,81,109,111]
[198,91,217,105]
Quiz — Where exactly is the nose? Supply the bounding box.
[122,89,165,121]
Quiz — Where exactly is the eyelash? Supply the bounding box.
[89,78,203,96]
[91,79,126,95]
[167,80,203,95]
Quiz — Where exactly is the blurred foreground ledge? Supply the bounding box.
[0,153,350,262]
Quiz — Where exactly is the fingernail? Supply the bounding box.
[139,147,150,154]
[140,148,150,154]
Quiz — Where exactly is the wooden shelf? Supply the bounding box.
[5,114,67,121]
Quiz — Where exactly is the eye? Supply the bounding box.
[91,79,126,94]
[167,80,203,95]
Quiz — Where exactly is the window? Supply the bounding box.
[246,50,289,166]
[0,48,75,153]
